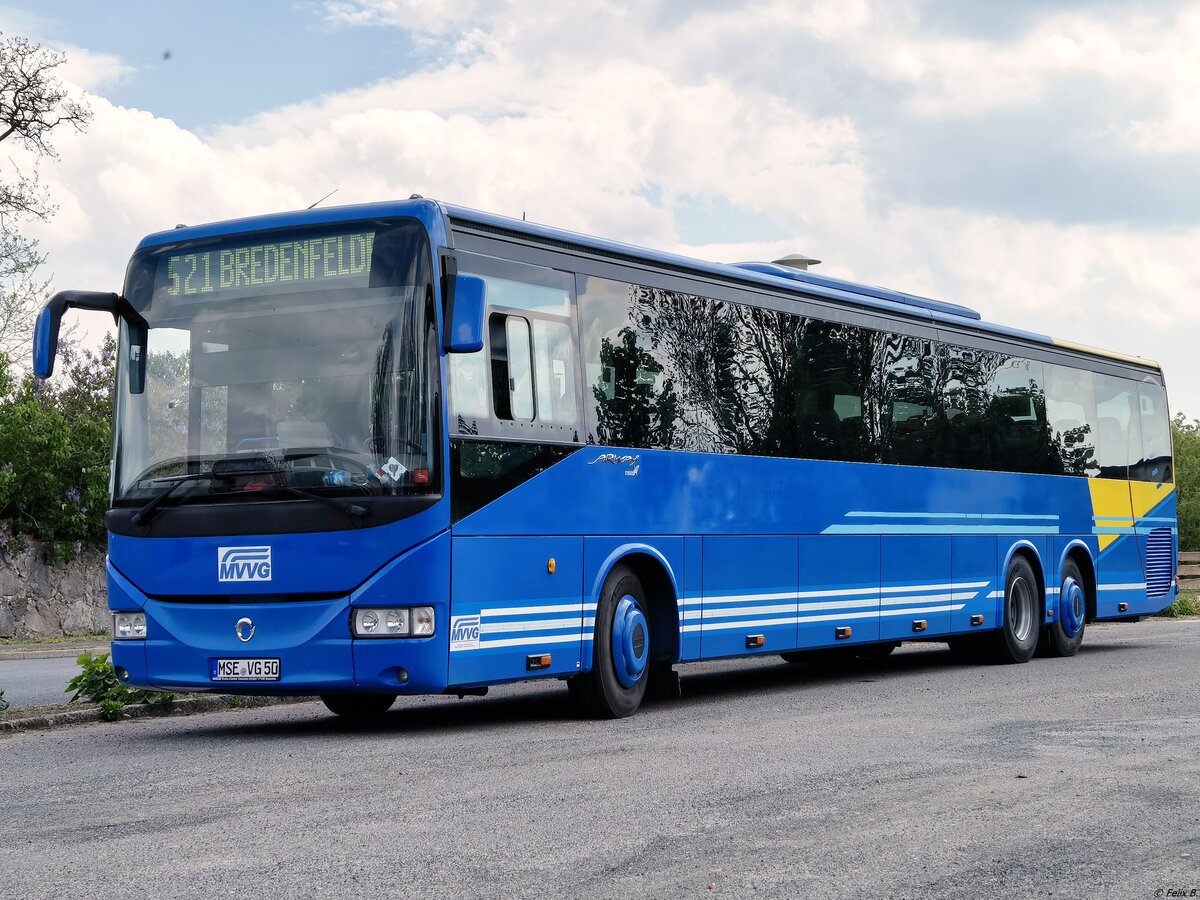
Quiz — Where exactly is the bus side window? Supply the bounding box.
[532,318,577,425]
[987,356,1050,475]
[490,313,534,421]
[1045,364,1099,478]
[1092,374,1136,480]
[1135,382,1172,483]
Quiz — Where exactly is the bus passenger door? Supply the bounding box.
[880,536,953,641]
[448,536,584,687]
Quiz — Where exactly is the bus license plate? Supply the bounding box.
[210,658,281,681]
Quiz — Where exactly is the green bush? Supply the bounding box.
[0,337,115,560]
[1158,592,1200,619]
[66,651,175,721]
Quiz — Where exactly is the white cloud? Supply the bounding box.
[56,44,133,92]
[20,0,1200,415]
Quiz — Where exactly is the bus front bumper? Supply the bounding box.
[111,597,448,696]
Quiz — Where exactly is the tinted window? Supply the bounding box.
[881,335,941,466]
[1045,365,1098,477]
[988,356,1052,474]
[790,319,879,463]
[579,276,683,450]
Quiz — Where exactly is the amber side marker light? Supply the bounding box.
[746,634,765,648]
[526,654,552,670]
[835,626,852,640]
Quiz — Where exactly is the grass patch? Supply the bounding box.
[0,633,108,646]
[1158,591,1200,618]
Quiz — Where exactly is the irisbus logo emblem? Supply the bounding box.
[218,546,273,582]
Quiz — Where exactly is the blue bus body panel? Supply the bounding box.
[108,502,448,598]
[700,535,797,659]
[952,536,1000,632]
[453,447,1175,655]
[797,535,880,648]
[448,536,585,687]
[879,536,953,641]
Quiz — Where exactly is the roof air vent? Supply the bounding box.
[772,253,821,271]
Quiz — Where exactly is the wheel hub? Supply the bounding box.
[612,594,649,688]
[1059,576,1086,638]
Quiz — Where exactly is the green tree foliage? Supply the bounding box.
[1172,413,1200,551]
[0,335,114,558]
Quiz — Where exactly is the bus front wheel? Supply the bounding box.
[570,565,649,719]
[320,692,397,719]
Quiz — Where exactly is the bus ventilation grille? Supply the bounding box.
[1145,527,1174,597]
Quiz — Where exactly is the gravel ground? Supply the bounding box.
[2,619,1198,899]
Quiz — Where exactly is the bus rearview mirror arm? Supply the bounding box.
[34,290,149,393]
[441,255,486,354]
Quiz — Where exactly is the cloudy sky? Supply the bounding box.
[4,0,1199,413]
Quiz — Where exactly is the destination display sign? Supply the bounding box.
[155,230,376,300]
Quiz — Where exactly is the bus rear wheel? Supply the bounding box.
[570,565,649,719]
[1038,558,1087,658]
[320,692,397,719]
[986,555,1040,664]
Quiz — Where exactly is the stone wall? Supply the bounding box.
[0,545,108,638]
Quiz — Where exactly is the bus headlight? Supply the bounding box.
[411,606,435,636]
[113,612,147,640]
[352,607,434,638]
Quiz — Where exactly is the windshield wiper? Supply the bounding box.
[259,484,369,520]
[130,468,280,526]
[131,467,370,527]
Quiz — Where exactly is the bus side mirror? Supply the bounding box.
[446,274,486,353]
[33,306,56,378]
[31,290,148,392]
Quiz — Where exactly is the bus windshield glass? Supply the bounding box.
[112,219,437,508]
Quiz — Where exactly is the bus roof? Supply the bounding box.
[137,197,1162,374]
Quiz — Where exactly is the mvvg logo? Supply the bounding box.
[449,614,481,651]
[217,546,273,582]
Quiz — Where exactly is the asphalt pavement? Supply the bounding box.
[2,619,1198,899]
[0,655,87,708]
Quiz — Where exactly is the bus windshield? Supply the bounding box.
[112,219,437,508]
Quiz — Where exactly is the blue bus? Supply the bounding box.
[33,198,1177,719]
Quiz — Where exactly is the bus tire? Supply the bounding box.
[320,692,397,719]
[571,565,649,719]
[1038,558,1087,658]
[986,555,1040,664]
